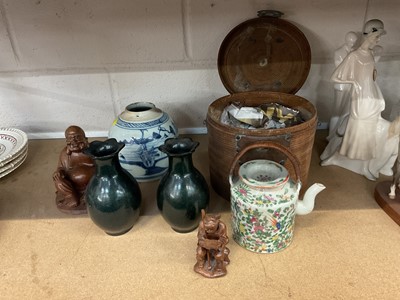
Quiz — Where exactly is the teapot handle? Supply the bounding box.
[229,141,302,183]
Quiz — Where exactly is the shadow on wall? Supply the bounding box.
[314,64,334,124]
[297,61,334,125]
[0,80,102,110]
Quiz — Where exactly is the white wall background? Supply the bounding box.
[0,0,399,138]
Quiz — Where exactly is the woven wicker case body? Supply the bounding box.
[206,91,317,200]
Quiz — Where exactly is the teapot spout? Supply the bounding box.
[296,183,326,215]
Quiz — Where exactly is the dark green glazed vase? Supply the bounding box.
[84,138,141,236]
[157,137,209,233]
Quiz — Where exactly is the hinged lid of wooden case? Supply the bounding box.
[218,10,311,94]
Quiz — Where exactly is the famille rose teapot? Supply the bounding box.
[229,142,325,253]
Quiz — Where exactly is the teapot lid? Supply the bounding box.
[218,10,311,94]
[239,159,289,189]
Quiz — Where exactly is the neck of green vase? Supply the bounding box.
[169,154,193,172]
[94,155,120,174]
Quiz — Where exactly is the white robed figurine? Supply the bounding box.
[328,31,358,139]
[321,19,399,180]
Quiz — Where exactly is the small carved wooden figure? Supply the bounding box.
[53,125,95,214]
[194,209,230,278]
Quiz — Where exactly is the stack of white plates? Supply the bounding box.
[0,127,28,178]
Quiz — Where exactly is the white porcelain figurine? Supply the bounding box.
[328,31,358,139]
[321,19,400,180]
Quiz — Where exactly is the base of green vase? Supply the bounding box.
[171,226,198,234]
[105,226,133,236]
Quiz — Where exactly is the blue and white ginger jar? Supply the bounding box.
[108,102,178,182]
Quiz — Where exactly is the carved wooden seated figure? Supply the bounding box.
[53,125,95,214]
[194,209,230,278]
